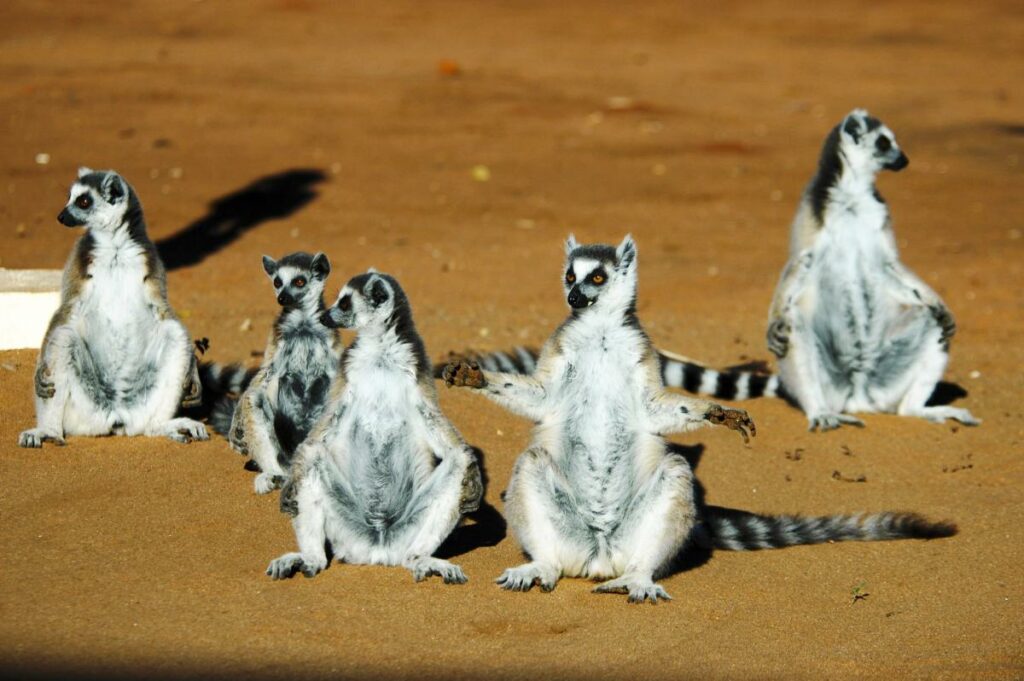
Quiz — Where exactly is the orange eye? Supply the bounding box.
[294,278,306,288]
[592,275,605,284]
[566,273,576,284]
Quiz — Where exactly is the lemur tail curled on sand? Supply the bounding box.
[444,110,977,432]
[207,252,343,494]
[267,269,483,584]
[18,168,207,447]
[443,234,955,604]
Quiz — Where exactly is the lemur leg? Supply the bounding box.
[242,391,290,494]
[779,323,862,432]
[19,327,79,447]
[595,454,697,604]
[267,470,330,579]
[397,454,473,585]
[442,361,547,421]
[893,336,980,426]
[646,392,756,442]
[498,446,589,594]
[134,320,208,442]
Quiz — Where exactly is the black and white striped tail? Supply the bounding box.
[702,507,956,551]
[657,349,781,400]
[432,346,782,401]
[198,362,256,398]
[432,346,540,378]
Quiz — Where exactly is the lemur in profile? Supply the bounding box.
[18,168,207,448]
[767,108,979,431]
[209,252,342,494]
[267,270,483,584]
[443,235,955,604]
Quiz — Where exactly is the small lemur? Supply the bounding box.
[443,235,955,604]
[767,108,979,430]
[18,168,207,448]
[267,270,483,584]
[209,252,342,494]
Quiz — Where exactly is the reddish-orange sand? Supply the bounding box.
[0,1,1021,679]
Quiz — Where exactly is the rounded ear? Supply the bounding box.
[311,252,331,279]
[564,234,580,257]
[262,255,278,277]
[77,166,94,179]
[615,233,637,269]
[366,266,378,274]
[841,110,868,143]
[100,172,127,203]
[366,275,390,307]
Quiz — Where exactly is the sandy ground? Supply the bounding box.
[1,1,1022,679]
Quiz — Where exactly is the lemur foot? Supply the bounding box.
[158,418,209,443]
[766,319,791,358]
[254,472,287,495]
[406,557,468,584]
[459,458,484,515]
[593,575,672,604]
[279,479,299,516]
[495,562,559,593]
[266,552,325,580]
[441,360,486,389]
[808,413,864,432]
[18,428,66,448]
[705,405,756,443]
[913,406,981,427]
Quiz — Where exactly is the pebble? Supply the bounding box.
[34,153,50,165]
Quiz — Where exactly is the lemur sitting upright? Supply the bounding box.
[767,108,979,431]
[267,270,483,584]
[18,168,206,448]
[443,235,955,604]
[209,252,342,494]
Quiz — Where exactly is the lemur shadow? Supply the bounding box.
[435,446,507,559]
[665,442,716,575]
[157,168,327,270]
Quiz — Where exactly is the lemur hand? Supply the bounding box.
[34,364,55,399]
[442,360,486,389]
[930,305,956,347]
[459,456,484,515]
[766,318,790,359]
[705,405,756,443]
[180,360,202,408]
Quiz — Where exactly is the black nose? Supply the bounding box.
[567,286,589,309]
[57,208,82,227]
[320,308,341,328]
[886,152,909,172]
[277,291,295,306]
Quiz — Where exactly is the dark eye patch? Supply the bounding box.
[74,194,92,209]
[565,268,576,284]
[588,268,608,285]
[875,135,892,152]
[273,277,282,288]
[293,277,306,289]
[339,295,352,312]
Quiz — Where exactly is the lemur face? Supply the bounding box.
[262,252,330,310]
[562,234,638,312]
[57,167,130,231]
[323,270,395,330]
[840,109,909,173]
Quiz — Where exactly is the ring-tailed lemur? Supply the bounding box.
[442,235,955,604]
[767,108,979,431]
[208,252,343,494]
[267,270,483,583]
[18,168,207,447]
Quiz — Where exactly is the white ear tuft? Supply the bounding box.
[564,234,579,257]
[366,266,378,274]
[262,255,278,277]
[616,233,637,269]
[77,166,93,179]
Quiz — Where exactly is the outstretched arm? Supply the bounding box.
[883,261,955,346]
[767,250,814,358]
[646,390,756,443]
[441,360,547,422]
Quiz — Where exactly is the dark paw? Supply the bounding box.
[705,405,756,443]
[930,305,956,346]
[279,480,299,516]
[442,361,486,389]
[766,319,790,359]
[34,366,55,399]
[459,460,484,515]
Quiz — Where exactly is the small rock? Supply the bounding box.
[969,370,981,379]
[239,318,253,332]
[471,165,491,182]
[34,153,50,165]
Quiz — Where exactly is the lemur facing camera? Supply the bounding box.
[267,270,483,584]
[450,110,977,433]
[18,168,207,448]
[443,235,956,604]
[209,252,342,494]
[767,108,979,431]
